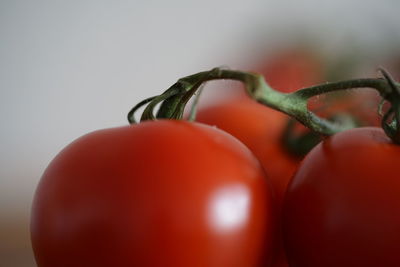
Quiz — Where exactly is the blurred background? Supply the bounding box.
[1,0,400,265]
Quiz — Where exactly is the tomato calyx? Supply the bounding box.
[127,67,400,144]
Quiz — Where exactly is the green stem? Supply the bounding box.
[129,67,400,143]
[292,79,390,98]
[163,69,393,135]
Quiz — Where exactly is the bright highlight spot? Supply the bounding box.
[209,184,250,233]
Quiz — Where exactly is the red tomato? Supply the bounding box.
[31,120,274,267]
[283,127,400,267]
[196,96,300,267]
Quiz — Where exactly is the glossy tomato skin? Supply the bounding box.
[283,127,400,267]
[31,120,273,267]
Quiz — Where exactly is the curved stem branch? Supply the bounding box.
[129,67,400,142]
[167,68,396,136]
[292,78,390,99]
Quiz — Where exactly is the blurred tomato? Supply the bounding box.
[196,97,298,267]
[254,48,324,93]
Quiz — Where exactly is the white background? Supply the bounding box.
[1,0,399,265]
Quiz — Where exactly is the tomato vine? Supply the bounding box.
[128,67,400,144]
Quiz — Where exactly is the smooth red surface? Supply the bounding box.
[283,127,400,267]
[31,120,273,267]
